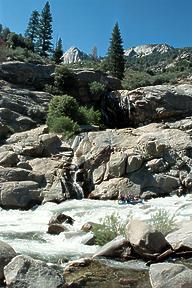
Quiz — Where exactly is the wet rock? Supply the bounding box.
[64,258,92,273]
[149,263,192,288]
[0,241,16,281]
[81,222,94,232]
[126,219,170,259]
[49,213,74,226]
[4,254,65,288]
[93,236,131,258]
[47,224,66,235]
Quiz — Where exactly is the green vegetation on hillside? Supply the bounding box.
[46,95,101,138]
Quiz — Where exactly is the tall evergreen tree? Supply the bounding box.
[53,38,63,64]
[25,10,39,50]
[106,22,125,79]
[38,1,53,57]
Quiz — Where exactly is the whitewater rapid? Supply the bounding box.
[0,195,192,263]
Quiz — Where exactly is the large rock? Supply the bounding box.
[0,181,42,208]
[6,126,62,157]
[93,236,131,258]
[108,152,127,177]
[0,241,16,281]
[149,263,192,288]
[0,167,44,183]
[166,221,192,251]
[125,219,170,259]
[0,61,54,87]
[89,178,140,200]
[106,84,192,127]
[4,255,65,288]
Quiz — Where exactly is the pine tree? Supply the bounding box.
[91,46,98,60]
[38,1,53,57]
[106,22,125,79]
[53,38,63,64]
[25,10,39,50]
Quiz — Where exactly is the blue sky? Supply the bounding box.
[0,0,191,56]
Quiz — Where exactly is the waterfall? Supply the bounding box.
[73,168,84,199]
[62,134,85,199]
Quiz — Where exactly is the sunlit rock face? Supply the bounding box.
[124,44,174,58]
[61,47,89,64]
[74,120,192,199]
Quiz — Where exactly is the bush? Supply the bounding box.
[53,65,78,95]
[78,106,101,125]
[48,116,80,139]
[92,213,129,246]
[6,47,46,64]
[89,81,106,96]
[47,95,80,122]
[150,209,177,236]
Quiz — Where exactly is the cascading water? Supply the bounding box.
[0,195,191,264]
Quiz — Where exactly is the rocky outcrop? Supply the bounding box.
[149,263,192,288]
[0,125,85,208]
[0,81,52,133]
[74,120,192,199]
[104,84,192,127]
[125,44,174,58]
[61,47,89,64]
[4,255,65,288]
[0,61,54,87]
[0,241,16,281]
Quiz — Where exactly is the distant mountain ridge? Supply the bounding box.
[61,47,89,64]
[124,44,174,58]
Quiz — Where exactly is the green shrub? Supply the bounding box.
[48,116,80,139]
[47,95,80,122]
[92,213,129,246]
[150,209,177,236]
[89,81,106,96]
[78,106,101,125]
[6,47,46,64]
[53,65,78,95]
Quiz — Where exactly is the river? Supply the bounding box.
[0,195,192,264]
